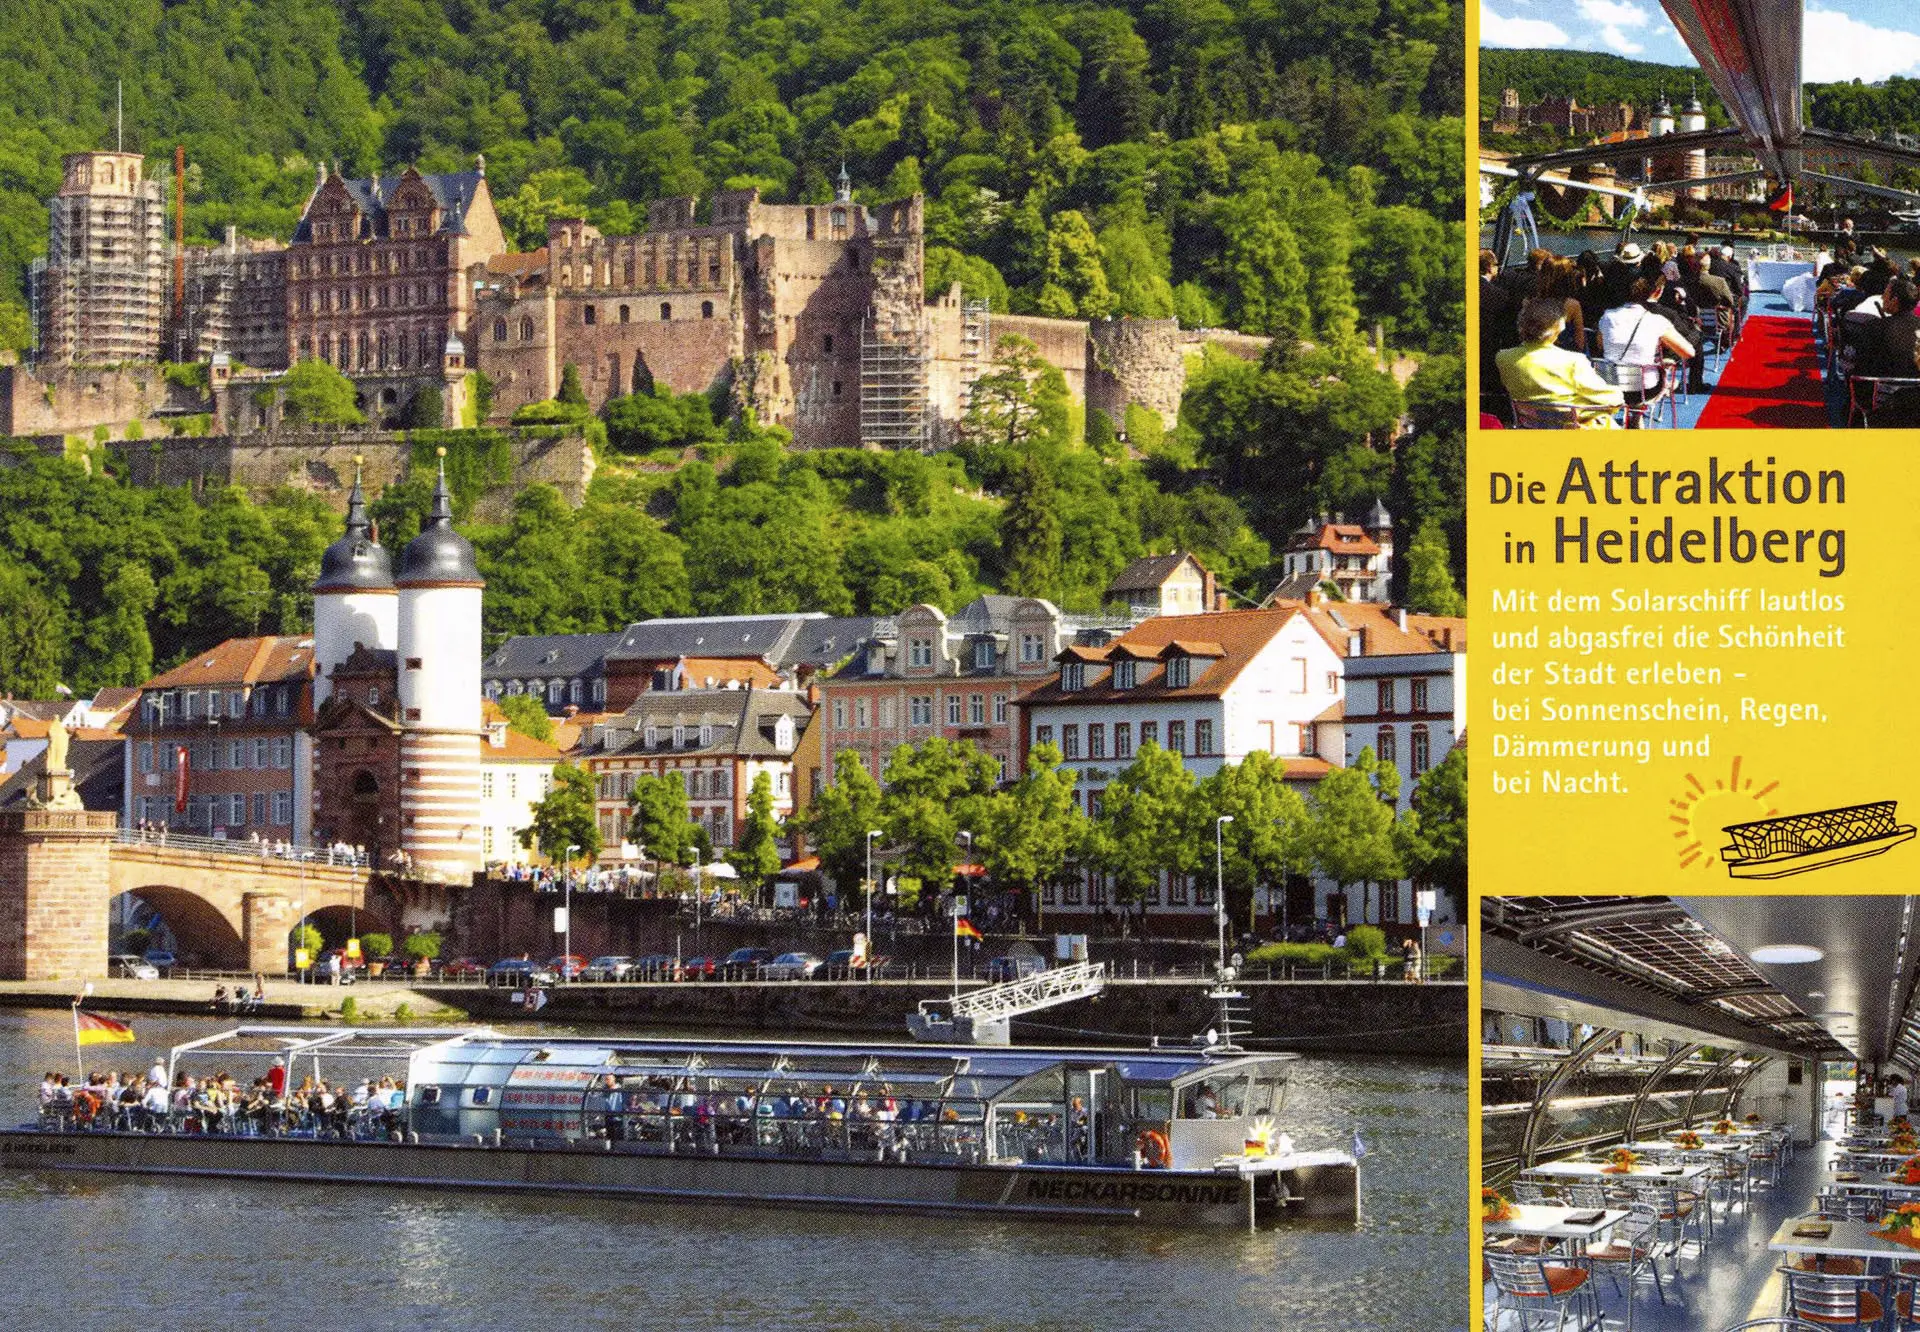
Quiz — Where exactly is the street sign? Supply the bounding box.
[554,907,569,933]
[345,938,361,960]
[951,895,968,917]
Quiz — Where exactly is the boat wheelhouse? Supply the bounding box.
[4,1027,1359,1229]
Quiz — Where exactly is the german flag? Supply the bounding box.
[74,1009,135,1045]
[1766,183,1793,214]
[955,917,983,942]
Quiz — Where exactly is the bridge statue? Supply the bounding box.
[27,719,81,812]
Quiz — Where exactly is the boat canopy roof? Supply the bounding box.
[169,1028,1295,1094]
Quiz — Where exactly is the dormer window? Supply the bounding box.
[644,722,658,747]
[1019,633,1044,665]
[1165,655,1192,688]
[1113,659,1137,690]
[972,640,995,671]
[775,715,795,750]
[699,722,713,747]
[672,723,686,748]
[1062,662,1086,692]
[867,644,886,674]
[908,638,933,668]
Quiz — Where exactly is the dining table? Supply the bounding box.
[1488,1202,1632,1250]
[1768,1215,1920,1264]
[1526,1160,1712,1185]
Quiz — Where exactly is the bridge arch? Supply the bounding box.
[114,884,249,970]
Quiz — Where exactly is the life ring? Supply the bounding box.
[1136,1129,1171,1168]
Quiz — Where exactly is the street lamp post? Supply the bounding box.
[865,829,882,982]
[1214,815,1234,975]
[563,843,580,977]
[954,830,972,1001]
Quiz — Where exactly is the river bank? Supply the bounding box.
[0,974,1465,1054]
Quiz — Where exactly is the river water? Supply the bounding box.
[0,1011,1465,1328]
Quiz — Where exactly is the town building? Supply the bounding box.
[575,686,811,855]
[481,632,625,714]
[1267,503,1396,604]
[817,597,1137,791]
[29,151,168,366]
[477,703,561,868]
[1015,607,1345,930]
[600,614,875,711]
[123,635,318,842]
[1102,553,1217,617]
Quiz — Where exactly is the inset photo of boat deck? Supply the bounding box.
[1482,893,1920,1329]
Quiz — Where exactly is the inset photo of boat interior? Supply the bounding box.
[1481,893,1920,1330]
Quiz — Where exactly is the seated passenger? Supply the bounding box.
[1495,297,1626,428]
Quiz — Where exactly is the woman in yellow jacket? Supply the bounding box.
[1495,297,1626,427]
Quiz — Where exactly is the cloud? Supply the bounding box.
[1596,23,1645,54]
[1574,0,1651,28]
[1804,7,1920,83]
[1482,2,1571,46]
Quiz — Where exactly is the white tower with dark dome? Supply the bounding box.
[311,457,397,709]
[395,448,486,881]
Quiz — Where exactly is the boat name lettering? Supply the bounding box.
[3,1140,77,1156]
[1023,1177,1239,1206]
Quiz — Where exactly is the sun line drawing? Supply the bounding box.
[1670,755,1781,871]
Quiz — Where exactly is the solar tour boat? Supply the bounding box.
[2,1020,1359,1229]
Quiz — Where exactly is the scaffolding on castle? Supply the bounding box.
[859,314,930,451]
[37,188,167,367]
[958,298,991,415]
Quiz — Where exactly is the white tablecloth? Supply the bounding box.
[1752,258,1816,295]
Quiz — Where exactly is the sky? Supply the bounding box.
[1480,0,1920,83]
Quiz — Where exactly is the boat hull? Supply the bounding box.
[0,1128,1358,1227]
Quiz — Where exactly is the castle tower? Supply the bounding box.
[33,150,167,366]
[311,456,397,709]
[1366,497,1395,603]
[1650,93,1675,137]
[395,449,485,882]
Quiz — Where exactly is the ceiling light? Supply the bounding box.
[1816,1011,1856,1019]
[1808,991,1827,999]
[1750,944,1825,964]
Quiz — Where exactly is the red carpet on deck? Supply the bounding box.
[1692,314,1828,429]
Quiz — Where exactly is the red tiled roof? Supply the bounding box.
[488,728,563,762]
[1288,523,1380,556]
[142,636,316,689]
[1023,608,1298,704]
[1274,602,1467,657]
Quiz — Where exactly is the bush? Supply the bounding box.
[1343,924,1389,959]
[121,927,153,956]
[340,996,359,1024]
[292,924,322,957]
[359,931,394,960]
[402,930,443,962]
[1245,942,1344,969]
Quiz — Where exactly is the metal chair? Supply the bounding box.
[1891,1268,1920,1331]
[1779,1267,1887,1330]
[1589,359,1675,428]
[1718,1321,1832,1332]
[1510,398,1611,429]
[1485,1251,1602,1332]
[1584,1200,1669,1332]
[1847,375,1920,427]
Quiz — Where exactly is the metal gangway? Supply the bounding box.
[907,960,1108,1045]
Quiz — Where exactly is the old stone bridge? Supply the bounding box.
[0,809,393,980]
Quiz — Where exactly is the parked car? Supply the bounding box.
[143,948,177,972]
[985,954,1047,982]
[761,951,822,980]
[720,947,775,979]
[580,956,634,982]
[825,948,891,978]
[679,956,718,981]
[111,954,159,981]
[630,953,681,981]
[546,954,589,981]
[488,958,559,987]
[439,957,487,981]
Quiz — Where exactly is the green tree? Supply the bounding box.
[1403,520,1465,616]
[1035,210,1115,318]
[879,737,1000,887]
[981,741,1087,906]
[407,385,444,430]
[519,762,602,864]
[727,770,783,896]
[629,772,699,866]
[1200,751,1312,931]
[1093,742,1202,911]
[558,362,588,409]
[1400,744,1466,905]
[498,691,555,743]
[1309,747,1403,926]
[998,455,1061,598]
[804,749,886,900]
[280,359,364,428]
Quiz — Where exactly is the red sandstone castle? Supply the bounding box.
[25,155,1240,448]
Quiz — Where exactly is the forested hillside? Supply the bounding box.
[0,0,1463,353]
